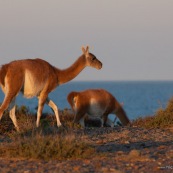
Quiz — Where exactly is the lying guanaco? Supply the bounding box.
[67,89,130,127]
[0,46,102,131]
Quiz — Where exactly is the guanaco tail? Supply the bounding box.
[67,89,130,127]
[0,46,102,131]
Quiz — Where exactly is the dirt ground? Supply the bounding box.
[0,126,173,173]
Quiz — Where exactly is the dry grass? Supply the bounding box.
[1,98,173,160]
[0,106,95,160]
[132,97,173,128]
[0,130,94,160]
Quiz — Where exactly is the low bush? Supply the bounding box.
[0,130,94,160]
[132,97,173,128]
[0,106,95,160]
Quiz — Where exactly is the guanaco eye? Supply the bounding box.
[92,57,96,61]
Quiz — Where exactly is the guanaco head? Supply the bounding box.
[82,46,102,70]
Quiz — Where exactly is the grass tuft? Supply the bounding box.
[0,106,95,160]
[132,97,173,128]
[0,131,94,160]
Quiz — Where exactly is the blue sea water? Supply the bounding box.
[0,81,173,120]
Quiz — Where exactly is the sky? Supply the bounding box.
[0,0,173,81]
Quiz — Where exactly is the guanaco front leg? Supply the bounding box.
[36,93,48,127]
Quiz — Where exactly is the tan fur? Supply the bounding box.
[67,89,130,127]
[0,46,102,131]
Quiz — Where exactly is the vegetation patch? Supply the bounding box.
[0,130,94,160]
[132,97,173,128]
[0,106,95,160]
[1,98,173,161]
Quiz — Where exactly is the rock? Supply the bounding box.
[128,149,141,157]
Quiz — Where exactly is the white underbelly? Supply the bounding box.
[23,71,45,98]
[87,98,106,118]
[87,105,104,117]
[23,84,44,98]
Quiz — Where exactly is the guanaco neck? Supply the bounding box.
[115,101,130,126]
[116,106,130,126]
[57,55,86,84]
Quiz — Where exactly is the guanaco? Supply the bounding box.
[67,89,130,127]
[0,46,102,131]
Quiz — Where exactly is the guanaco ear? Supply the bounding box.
[81,46,89,55]
[85,46,89,54]
[82,46,86,54]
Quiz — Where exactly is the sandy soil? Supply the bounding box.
[0,126,173,173]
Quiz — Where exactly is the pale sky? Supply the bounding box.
[0,0,173,81]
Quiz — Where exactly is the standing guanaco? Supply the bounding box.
[0,46,102,131]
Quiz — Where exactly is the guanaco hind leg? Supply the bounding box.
[79,117,85,127]
[0,93,14,120]
[0,91,20,122]
[0,70,23,121]
[73,110,86,127]
[9,98,20,131]
[46,98,61,127]
[0,92,20,131]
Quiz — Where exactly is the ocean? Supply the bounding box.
[0,81,173,120]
